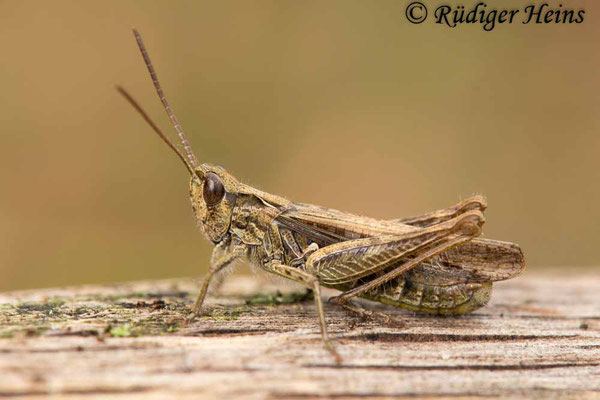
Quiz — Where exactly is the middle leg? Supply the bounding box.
[267,262,341,363]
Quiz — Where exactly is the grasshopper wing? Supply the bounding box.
[386,196,524,282]
[277,201,523,285]
[303,211,484,285]
[425,238,525,283]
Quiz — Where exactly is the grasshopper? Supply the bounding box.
[118,29,524,360]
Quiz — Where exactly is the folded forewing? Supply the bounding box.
[432,238,525,282]
[305,211,484,285]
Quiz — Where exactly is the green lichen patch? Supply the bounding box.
[0,285,274,340]
[25,325,50,337]
[116,299,168,310]
[245,290,313,306]
[164,319,181,333]
[1,293,192,340]
[108,324,133,337]
[15,298,65,316]
[69,305,106,318]
[134,314,183,335]
[0,325,50,339]
[0,330,15,339]
[107,316,182,337]
[205,306,251,322]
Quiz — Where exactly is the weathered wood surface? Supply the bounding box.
[0,271,599,399]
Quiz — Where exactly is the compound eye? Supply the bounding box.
[203,172,225,206]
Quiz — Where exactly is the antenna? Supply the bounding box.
[116,86,196,176]
[132,28,199,168]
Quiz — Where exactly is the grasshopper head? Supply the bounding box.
[190,164,239,243]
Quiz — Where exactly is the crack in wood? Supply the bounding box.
[186,328,272,336]
[304,362,600,371]
[344,332,576,343]
[0,386,154,398]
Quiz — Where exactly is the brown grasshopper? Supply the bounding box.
[118,29,524,360]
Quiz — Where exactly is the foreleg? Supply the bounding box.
[187,243,246,321]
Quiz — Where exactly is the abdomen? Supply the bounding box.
[360,277,493,315]
[330,266,493,315]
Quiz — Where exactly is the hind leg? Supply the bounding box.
[334,301,404,328]
[390,195,487,227]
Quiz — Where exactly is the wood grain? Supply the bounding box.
[0,271,599,399]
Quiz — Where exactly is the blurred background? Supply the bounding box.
[1,0,598,291]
